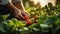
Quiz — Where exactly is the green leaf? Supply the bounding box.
[0,24,6,32]
[32,28,39,31]
[40,24,49,28]
[44,16,57,24]
[0,15,3,22]
[19,27,28,32]
[55,19,60,27]
[40,24,51,32]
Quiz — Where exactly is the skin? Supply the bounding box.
[7,0,29,20]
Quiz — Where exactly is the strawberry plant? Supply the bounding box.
[0,3,60,34]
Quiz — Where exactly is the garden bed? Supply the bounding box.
[0,3,60,34]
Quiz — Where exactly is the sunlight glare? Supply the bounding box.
[33,0,56,7]
[33,0,39,5]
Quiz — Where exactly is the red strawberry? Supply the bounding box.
[24,16,29,21]
[26,19,32,25]
[34,15,37,20]
[24,15,32,25]
[34,15,37,23]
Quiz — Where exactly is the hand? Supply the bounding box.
[13,9,24,20]
[21,11,30,17]
[13,9,30,20]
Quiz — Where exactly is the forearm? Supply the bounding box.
[7,2,19,12]
[13,2,26,11]
[21,2,26,11]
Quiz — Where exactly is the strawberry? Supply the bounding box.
[34,15,37,23]
[24,16,29,21]
[24,16,32,25]
[34,15,37,20]
[26,19,32,25]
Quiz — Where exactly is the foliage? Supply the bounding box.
[0,3,60,34]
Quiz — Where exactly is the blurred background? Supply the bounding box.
[22,0,60,7]
[0,0,60,34]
